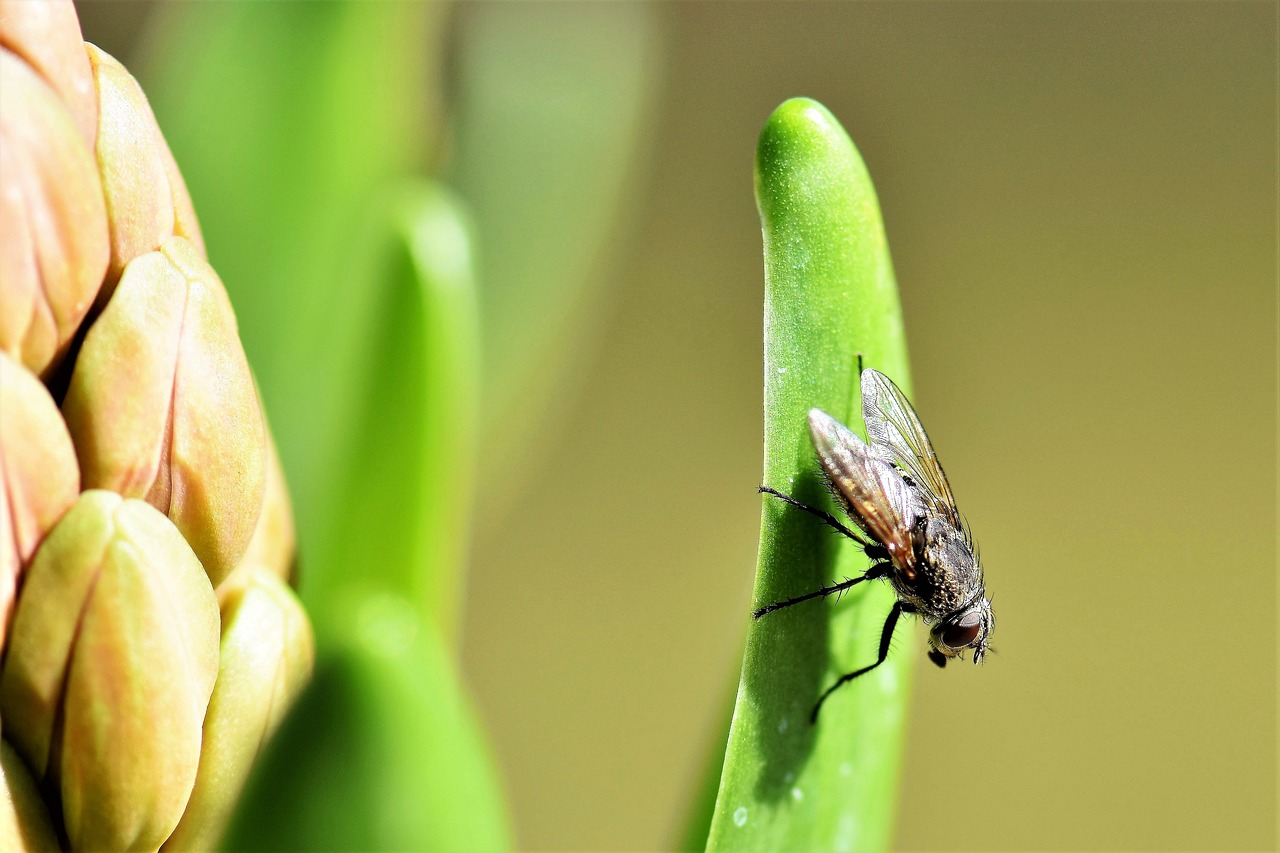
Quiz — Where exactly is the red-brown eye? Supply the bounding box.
[942,612,982,649]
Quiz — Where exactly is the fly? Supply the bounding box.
[755,359,993,722]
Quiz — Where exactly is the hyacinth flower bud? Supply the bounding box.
[1,3,314,848]
[62,237,266,586]
[0,46,109,378]
[0,740,60,852]
[166,567,314,850]
[0,491,220,851]
[87,43,203,300]
[220,420,296,599]
[0,0,98,147]
[0,353,80,649]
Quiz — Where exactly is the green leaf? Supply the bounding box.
[140,9,506,846]
[137,1,446,571]
[311,183,480,640]
[219,183,504,849]
[706,99,913,853]
[447,3,662,507]
[221,592,509,852]
[677,674,736,852]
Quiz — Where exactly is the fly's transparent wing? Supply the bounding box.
[860,368,961,525]
[808,409,921,578]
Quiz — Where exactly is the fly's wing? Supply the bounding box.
[860,368,961,526]
[808,409,921,576]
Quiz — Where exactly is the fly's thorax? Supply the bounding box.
[911,516,981,619]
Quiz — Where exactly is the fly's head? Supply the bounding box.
[926,595,993,668]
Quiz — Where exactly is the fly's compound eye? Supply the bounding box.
[941,612,982,650]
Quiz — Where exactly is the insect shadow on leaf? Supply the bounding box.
[743,466,833,803]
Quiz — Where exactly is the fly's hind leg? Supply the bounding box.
[810,601,917,723]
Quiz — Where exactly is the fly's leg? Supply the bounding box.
[810,601,917,723]
[757,486,877,552]
[754,486,891,619]
[752,563,892,620]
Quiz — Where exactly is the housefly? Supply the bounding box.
[755,361,993,722]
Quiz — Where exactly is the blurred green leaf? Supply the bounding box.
[221,185,504,848]
[448,2,663,507]
[677,675,736,852]
[314,183,480,639]
[706,99,913,852]
[138,1,445,566]
[139,6,507,847]
[222,592,508,852]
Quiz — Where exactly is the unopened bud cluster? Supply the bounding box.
[0,2,313,850]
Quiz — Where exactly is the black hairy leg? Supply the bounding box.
[752,562,892,620]
[757,486,882,557]
[810,601,917,723]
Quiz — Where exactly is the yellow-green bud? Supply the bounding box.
[166,567,314,850]
[0,490,220,851]
[0,740,59,852]
[0,46,109,378]
[1,6,311,849]
[87,44,204,300]
[220,427,296,598]
[0,352,79,649]
[62,237,266,586]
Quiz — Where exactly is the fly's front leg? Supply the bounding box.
[757,486,873,549]
[810,601,918,723]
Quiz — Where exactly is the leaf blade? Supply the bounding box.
[707,98,914,853]
[313,183,481,637]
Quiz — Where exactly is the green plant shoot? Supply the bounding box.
[706,98,914,852]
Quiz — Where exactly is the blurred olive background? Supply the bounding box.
[79,2,1275,851]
